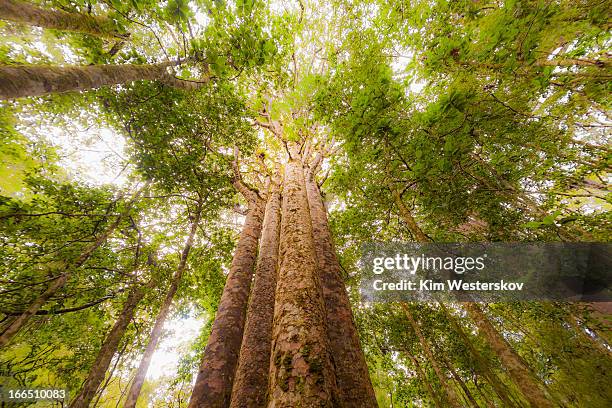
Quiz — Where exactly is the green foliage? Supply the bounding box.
[0,0,610,407]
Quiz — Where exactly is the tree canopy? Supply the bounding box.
[0,0,610,407]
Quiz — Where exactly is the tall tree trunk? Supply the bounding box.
[305,168,378,407]
[404,351,444,408]
[0,0,128,39]
[268,144,337,407]
[69,284,146,408]
[391,199,552,408]
[230,180,282,408]
[463,303,554,408]
[390,188,430,243]
[567,312,612,357]
[440,303,519,408]
[0,184,146,348]
[123,200,203,408]
[439,351,481,408]
[473,378,498,408]
[0,62,204,100]
[401,303,462,408]
[188,198,265,408]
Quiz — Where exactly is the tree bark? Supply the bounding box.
[390,201,553,408]
[0,0,128,39]
[69,284,146,408]
[123,200,203,408]
[305,167,378,407]
[404,351,444,408]
[0,184,145,348]
[463,303,554,408]
[439,352,481,408]
[401,303,462,408]
[268,144,337,407]
[0,62,205,100]
[440,303,518,408]
[188,197,265,408]
[390,188,430,243]
[230,180,282,408]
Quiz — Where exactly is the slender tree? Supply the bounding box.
[189,160,266,408]
[0,185,146,348]
[123,198,204,408]
[69,282,147,408]
[230,175,282,407]
[401,303,462,408]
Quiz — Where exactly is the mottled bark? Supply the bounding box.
[69,284,146,408]
[0,185,144,348]
[305,168,378,407]
[0,0,127,39]
[230,181,282,408]
[189,198,265,408]
[123,201,203,408]
[401,303,462,408]
[268,145,336,407]
[0,62,205,99]
[463,303,554,408]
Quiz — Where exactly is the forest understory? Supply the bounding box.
[0,0,610,407]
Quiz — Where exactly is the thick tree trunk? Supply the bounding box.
[305,169,378,407]
[69,284,146,408]
[401,303,462,408]
[463,303,553,408]
[0,62,204,100]
[230,180,282,408]
[189,198,265,408]
[0,185,144,348]
[123,201,203,408]
[0,0,127,39]
[268,145,337,407]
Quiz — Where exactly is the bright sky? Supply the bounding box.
[147,316,205,381]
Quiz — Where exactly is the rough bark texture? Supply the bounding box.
[123,202,203,408]
[189,199,265,408]
[268,146,336,407]
[69,284,146,408]
[305,169,378,407]
[464,303,554,408]
[0,62,204,99]
[0,0,127,39]
[230,181,282,408]
[0,188,141,348]
[401,303,462,408]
